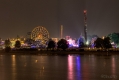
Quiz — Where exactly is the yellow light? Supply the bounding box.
[86,41,89,45]
[102,36,105,39]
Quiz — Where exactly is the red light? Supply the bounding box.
[84,10,87,14]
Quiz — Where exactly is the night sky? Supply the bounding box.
[0,0,119,39]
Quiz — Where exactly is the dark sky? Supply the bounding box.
[0,0,119,39]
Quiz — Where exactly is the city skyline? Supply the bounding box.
[0,0,119,39]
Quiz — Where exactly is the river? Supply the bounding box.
[0,53,119,80]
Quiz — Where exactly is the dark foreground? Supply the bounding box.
[0,53,119,80]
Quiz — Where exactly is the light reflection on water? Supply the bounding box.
[11,55,16,80]
[0,54,119,80]
[76,56,81,80]
[68,55,82,80]
[112,56,116,74]
[68,55,73,80]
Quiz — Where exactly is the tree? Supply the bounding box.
[94,38,104,48]
[47,39,56,50]
[4,39,11,47]
[94,37,112,49]
[103,37,112,49]
[4,39,11,52]
[108,33,119,47]
[15,40,21,48]
[57,39,69,50]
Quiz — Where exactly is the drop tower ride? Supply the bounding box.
[84,10,87,43]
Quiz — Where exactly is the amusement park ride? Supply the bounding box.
[29,10,88,47]
[31,26,49,44]
[84,10,87,43]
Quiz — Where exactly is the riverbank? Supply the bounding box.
[0,49,119,55]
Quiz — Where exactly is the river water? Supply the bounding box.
[0,53,119,80]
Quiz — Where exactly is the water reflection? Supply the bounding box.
[82,56,90,80]
[68,55,81,80]
[111,56,116,77]
[0,55,5,80]
[76,56,81,80]
[0,54,119,80]
[68,55,73,80]
[11,55,16,80]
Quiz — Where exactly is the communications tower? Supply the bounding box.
[84,10,87,43]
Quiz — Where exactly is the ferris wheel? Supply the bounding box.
[31,26,49,44]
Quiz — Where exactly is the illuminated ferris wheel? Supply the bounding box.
[31,26,49,44]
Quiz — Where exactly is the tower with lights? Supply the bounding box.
[84,10,87,43]
[60,25,63,39]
